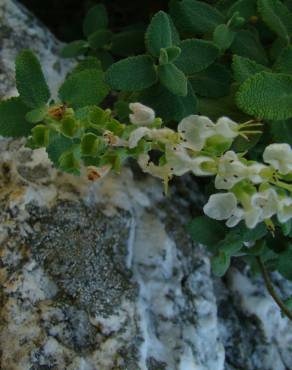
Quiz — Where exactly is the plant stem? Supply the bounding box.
[256,256,292,321]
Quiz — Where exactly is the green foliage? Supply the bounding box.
[145,11,179,57]
[213,24,235,50]
[83,4,108,37]
[232,55,269,83]
[105,55,157,91]
[174,39,219,74]
[59,69,109,109]
[60,40,88,58]
[258,0,292,41]
[170,0,224,34]
[273,46,292,73]
[227,0,257,20]
[0,97,32,137]
[236,71,292,119]
[15,49,50,108]
[158,63,187,96]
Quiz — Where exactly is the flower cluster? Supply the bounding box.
[126,103,292,229]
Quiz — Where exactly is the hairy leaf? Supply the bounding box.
[190,63,231,98]
[236,71,292,119]
[145,11,179,57]
[170,0,224,34]
[15,49,50,108]
[105,55,157,91]
[211,252,231,276]
[273,46,292,73]
[158,63,187,96]
[174,39,219,75]
[232,55,269,83]
[213,24,235,50]
[83,4,108,37]
[59,69,109,109]
[0,97,32,137]
[60,40,88,58]
[88,30,112,49]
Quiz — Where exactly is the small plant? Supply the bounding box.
[1,0,292,320]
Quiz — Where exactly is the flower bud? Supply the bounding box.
[129,103,155,126]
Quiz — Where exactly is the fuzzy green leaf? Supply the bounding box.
[174,39,219,75]
[83,4,108,37]
[105,55,157,91]
[231,30,268,65]
[227,0,257,20]
[237,71,292,119]
[213,24,235,50]
[158,63,187,96]
[187,216,227,246]
[25,106,48,124]
[211,252,231,276]
[0,97,32,137]
[15,49,50,108]
[81,133,104,156]
[145,11,179,57]
[61,117,78,138]
[46,132,74,168]
[258,0,292,41]
[59,69,109,109]
[273,46,292,73]
[31,124,49,146]
[170,0,224,34]
[88,30,112,49]
[140,81,197,121]
[60,40,88,58]
[166,46,181,62]
[232,55,269,83]
[190,63,231,98]
[268,119,292,145]
[70,57,102,75]
[277,246,292,280]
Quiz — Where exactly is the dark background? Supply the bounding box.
[19,0,170,41]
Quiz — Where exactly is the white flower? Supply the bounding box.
[129,102,155,125]
[165,145,194,176]
[226,207,244,227]
[215,151,248,190]
[250,188,278,220]
[203,192,238,221]
[178,115,216,151]
[128,127,177,148]
[277,197,292,223]
[214,117,239,139]
[138,153,171,180]
[263,143,292,175]
[246,163,268,183]
[191,156,217,176]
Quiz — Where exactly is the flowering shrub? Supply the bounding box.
[1,0,292,318]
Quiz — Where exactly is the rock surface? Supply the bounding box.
[0,1,292,370]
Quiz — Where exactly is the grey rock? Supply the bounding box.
[1,1,292,370]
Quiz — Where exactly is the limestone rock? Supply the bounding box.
[0,1,292,370]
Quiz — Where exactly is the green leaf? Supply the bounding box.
[211,251,231,276]
[174,39,219,75]
[145,11,179,57]
[0,97,32,137]
[268,118,292,145]
[258,0,292,41]
[227,0,257,20]
[236,71,292,120]
[166,46,181,62]
[105,55,157,91]
[46,132,73,168]
[31,124,49,146]
[190,63,231,98]
[59,149,81,175]
[70,57,102,75]
[60,40,88,58]
[213,24,235,50]
[61,117,78,138]
[273,46,292,74]
[170,0,224,34]
[88,29,112,49]
[59,69,109,109]
[277,246,292,280]
[140,81,197,121]
[159,49,169,65]
[158,63,187,96]
[232,55,269,83]
[83,4,108,37]
[231,30,268,65]
[92,50,114,69]
[25,105,48,124]
[187,216,227,246]
[81,133,104,156]
[15,49,50,108]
